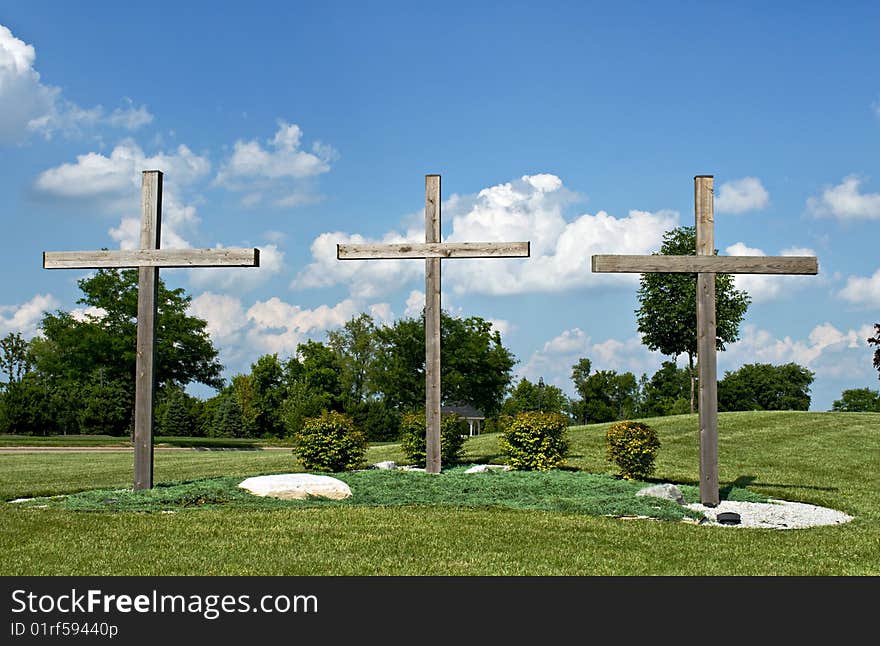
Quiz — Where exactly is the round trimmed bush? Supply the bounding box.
[399,411,467,467]
[499,411,569,471]
[293,410,367,472]
[605,420,661,480]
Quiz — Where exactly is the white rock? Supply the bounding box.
[371,461,398,470]
[636,483,686,505]
[464,464,513,474]
[238,474,352,500]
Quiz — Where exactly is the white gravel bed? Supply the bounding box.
[686,499,854,530]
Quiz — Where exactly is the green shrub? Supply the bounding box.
[399,411,467,467]
[605,420,661,480]
[499,411,569,471]
[293,410,367,472]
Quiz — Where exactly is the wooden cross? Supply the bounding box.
[337,174,530,474]
[43,170,259,490]
[591,175,818,505]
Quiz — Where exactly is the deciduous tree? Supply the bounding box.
[635,227,751,412]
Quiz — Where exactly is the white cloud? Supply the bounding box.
[188,292,248,347]
[722,322,876,380]
[215,121,336,199]
[34,140,211,249]
[487,318,514,338]
[245,297,359,356]
[106,100,154,130]
[190,293,385,370]
[715,177,769,214]
[542,327,588,355]
[70,306,107,322]
[520,327,665,394]
[838,268,880,308]
[403,290,425,318]
[726,242,818,303]
[806,175,880,220]
[0,24,152,143]
[296,174,679,297]
[368,302,394,326]
[0,293,60,338]
[187,243,284,293]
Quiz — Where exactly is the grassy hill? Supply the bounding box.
[1,411,877,575]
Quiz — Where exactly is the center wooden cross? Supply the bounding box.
[337,174,530,474]
[43,170,260,490]
[592,175,818,505]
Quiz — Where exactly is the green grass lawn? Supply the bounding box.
[1,411,878,575]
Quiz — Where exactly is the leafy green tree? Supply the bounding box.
[502,377,570,417]
[77,376,132,435]
[38,269,224,391]
[281,381,334,437]
[718,363,814,411]
[570,358,639,423]
[635,226,751,413]
[831,388,880,412]
[297,340,344,407]
[328,313,377,407]
[371,311,516,415]
[0,332,33,389]
[249,354,287,437]
[640,360,692,417]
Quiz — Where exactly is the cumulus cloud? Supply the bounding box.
[838,268,880,308]
[520,327,665,394]
[296,174,679,297]
[187,243,284,293]
[0,24,152,143]
[0,293,59,338]
[725,242,818,303]
[487,318,514,338]
[244,297,360,356]
[715,177,769,214]
[34,139,211,249]
[188,291,395,375]
[188,292,248,347]
[214,121,337,206]
[806,175,880,220]
[722,322,876,380]
[403,290,426,318]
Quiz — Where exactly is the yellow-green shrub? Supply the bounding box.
[605,420,660,480]
[499,411,569,470]
[294,410,367,472]
[399,411,467,467]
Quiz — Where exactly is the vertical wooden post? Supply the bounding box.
[424,174,442,474]
[134,170,162,490]
[695,175,719,506]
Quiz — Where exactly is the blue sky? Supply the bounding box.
[1,1,878,410]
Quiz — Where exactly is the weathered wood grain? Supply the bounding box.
[44,248,260,269]
[337,241,530,260]
[425,175,442,475]
[591,254,818,274]
[134,170,162,491]
[695,175,719,507]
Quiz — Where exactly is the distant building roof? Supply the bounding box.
[441,402,485,419]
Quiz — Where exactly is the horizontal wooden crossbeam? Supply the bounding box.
[337,242,530,260]
[43,248,261,269]
[591,254,818,274]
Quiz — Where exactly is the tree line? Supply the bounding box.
[2,225,878,437]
